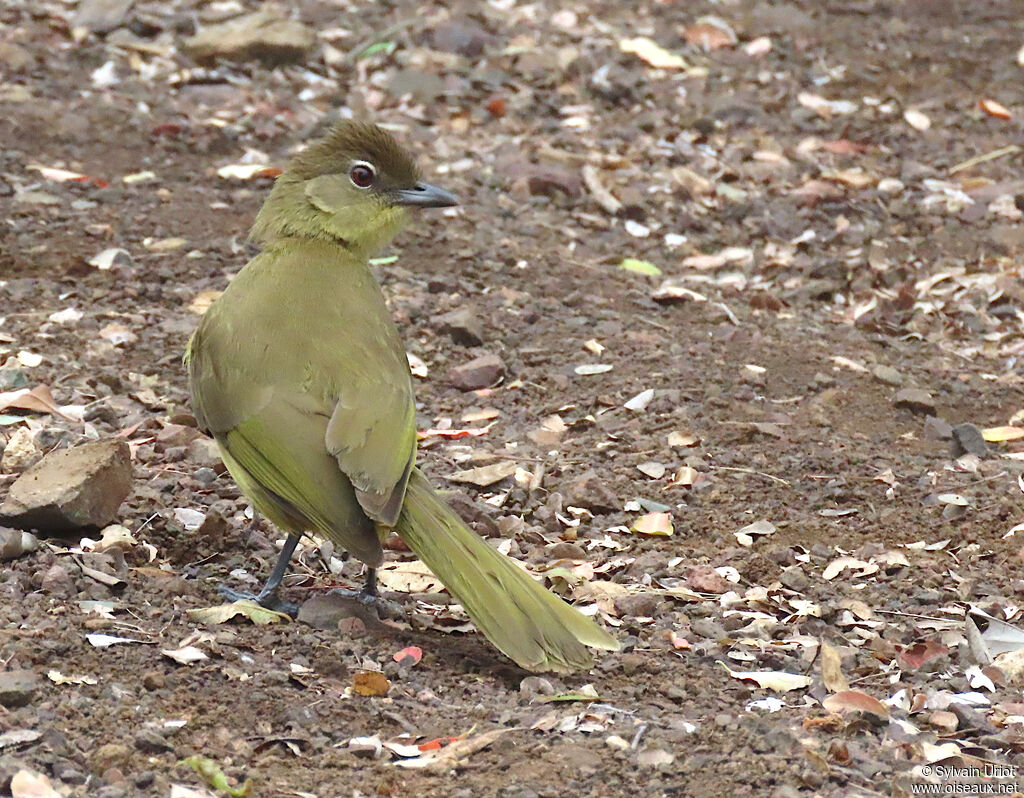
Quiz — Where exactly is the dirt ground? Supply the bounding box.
[3,1,1024,796]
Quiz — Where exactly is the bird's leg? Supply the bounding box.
[361,568,378,597]
[219,532,302,617]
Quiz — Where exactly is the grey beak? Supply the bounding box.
[393,181,459,208]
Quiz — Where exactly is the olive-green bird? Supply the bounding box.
[185,121,618,673]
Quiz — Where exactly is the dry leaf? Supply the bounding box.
[393,646,423,666]
[575,364,613,376]
[186,600,289,626]
[631,512,673,536]
[821,690,889,719]
[821,556,878,580]
[683,17,736,51]
[720,662,811,692]
[0,386,64,416]
[47,670,98,686]
[396,728,510,770]
[447,461,518,487]
[188,290,222,315]
[376,560,443,593]
[820,640,849,692]
[979,98,1011,120]
[619,37,688,69]
[353,670,391,697]
[407,352,429,378]
[162,645,209,665]
[86,633,143,647]
[216,164,281,180]
[982,426,1024,442]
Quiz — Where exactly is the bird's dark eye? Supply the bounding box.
[349,162,375,188]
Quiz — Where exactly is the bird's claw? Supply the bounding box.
[218,584,300,618]
[326,587,404,621]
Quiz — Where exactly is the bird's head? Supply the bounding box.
[250,121,458,255]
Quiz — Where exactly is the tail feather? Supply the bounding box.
[396,468,619,673]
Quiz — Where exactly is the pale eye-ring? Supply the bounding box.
[349,161,376,188]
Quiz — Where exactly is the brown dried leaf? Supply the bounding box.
[821,690,889,719]
[352,670,390,697]
[0,385,63,416]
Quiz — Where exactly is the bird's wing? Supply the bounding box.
[323,310,418,528]
[188,241,417,533]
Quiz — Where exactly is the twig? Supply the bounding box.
[949,144,1021,175]
[712,465,791,487]
[581,164,622,215]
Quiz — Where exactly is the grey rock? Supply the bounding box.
[194,467,217,485]
[923,415,953,441]
[565,470,618,514]
[613,593,662,618]
[893,388,936,415]
[951,423,988,458]
[40,563,75,596]
[73,0,134,34]
[0,528,38,561]
[0,670,41,708]
[186,437,222,468]
[519,675,555,698]
[1,427,41,472]
[133,728,173,754]
[0,440,132,534]
[183,10,317,66]
[0,42,33,72]
[448,353,505,390]
[872,364,903,386]
[438,307,484,347]
[778,566,809,592]
[428,21,494,57]
[297,593,389,631]
[0,369,29,391]
[545,541,587,560]
[690,618,727,641]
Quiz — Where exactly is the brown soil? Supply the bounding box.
[2,1,1024,797]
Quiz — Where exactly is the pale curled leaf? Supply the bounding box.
[719,662,811,692]
[162,645,208,665]
[447,461,518,487]
[631,512,673,536]
[983,426,1024,442]
[820,640,850,692]
[968,609,1024,659]
[86,633,143,647]
[187,600,289,626]
[376,560,444,593]
[822,556,879,580]
[619,37,688,69]
[47,670,98,686]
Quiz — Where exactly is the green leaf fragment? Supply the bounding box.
[619,258,662,276]
[181,755,253,797]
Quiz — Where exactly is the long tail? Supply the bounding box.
[395,468,619,673]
